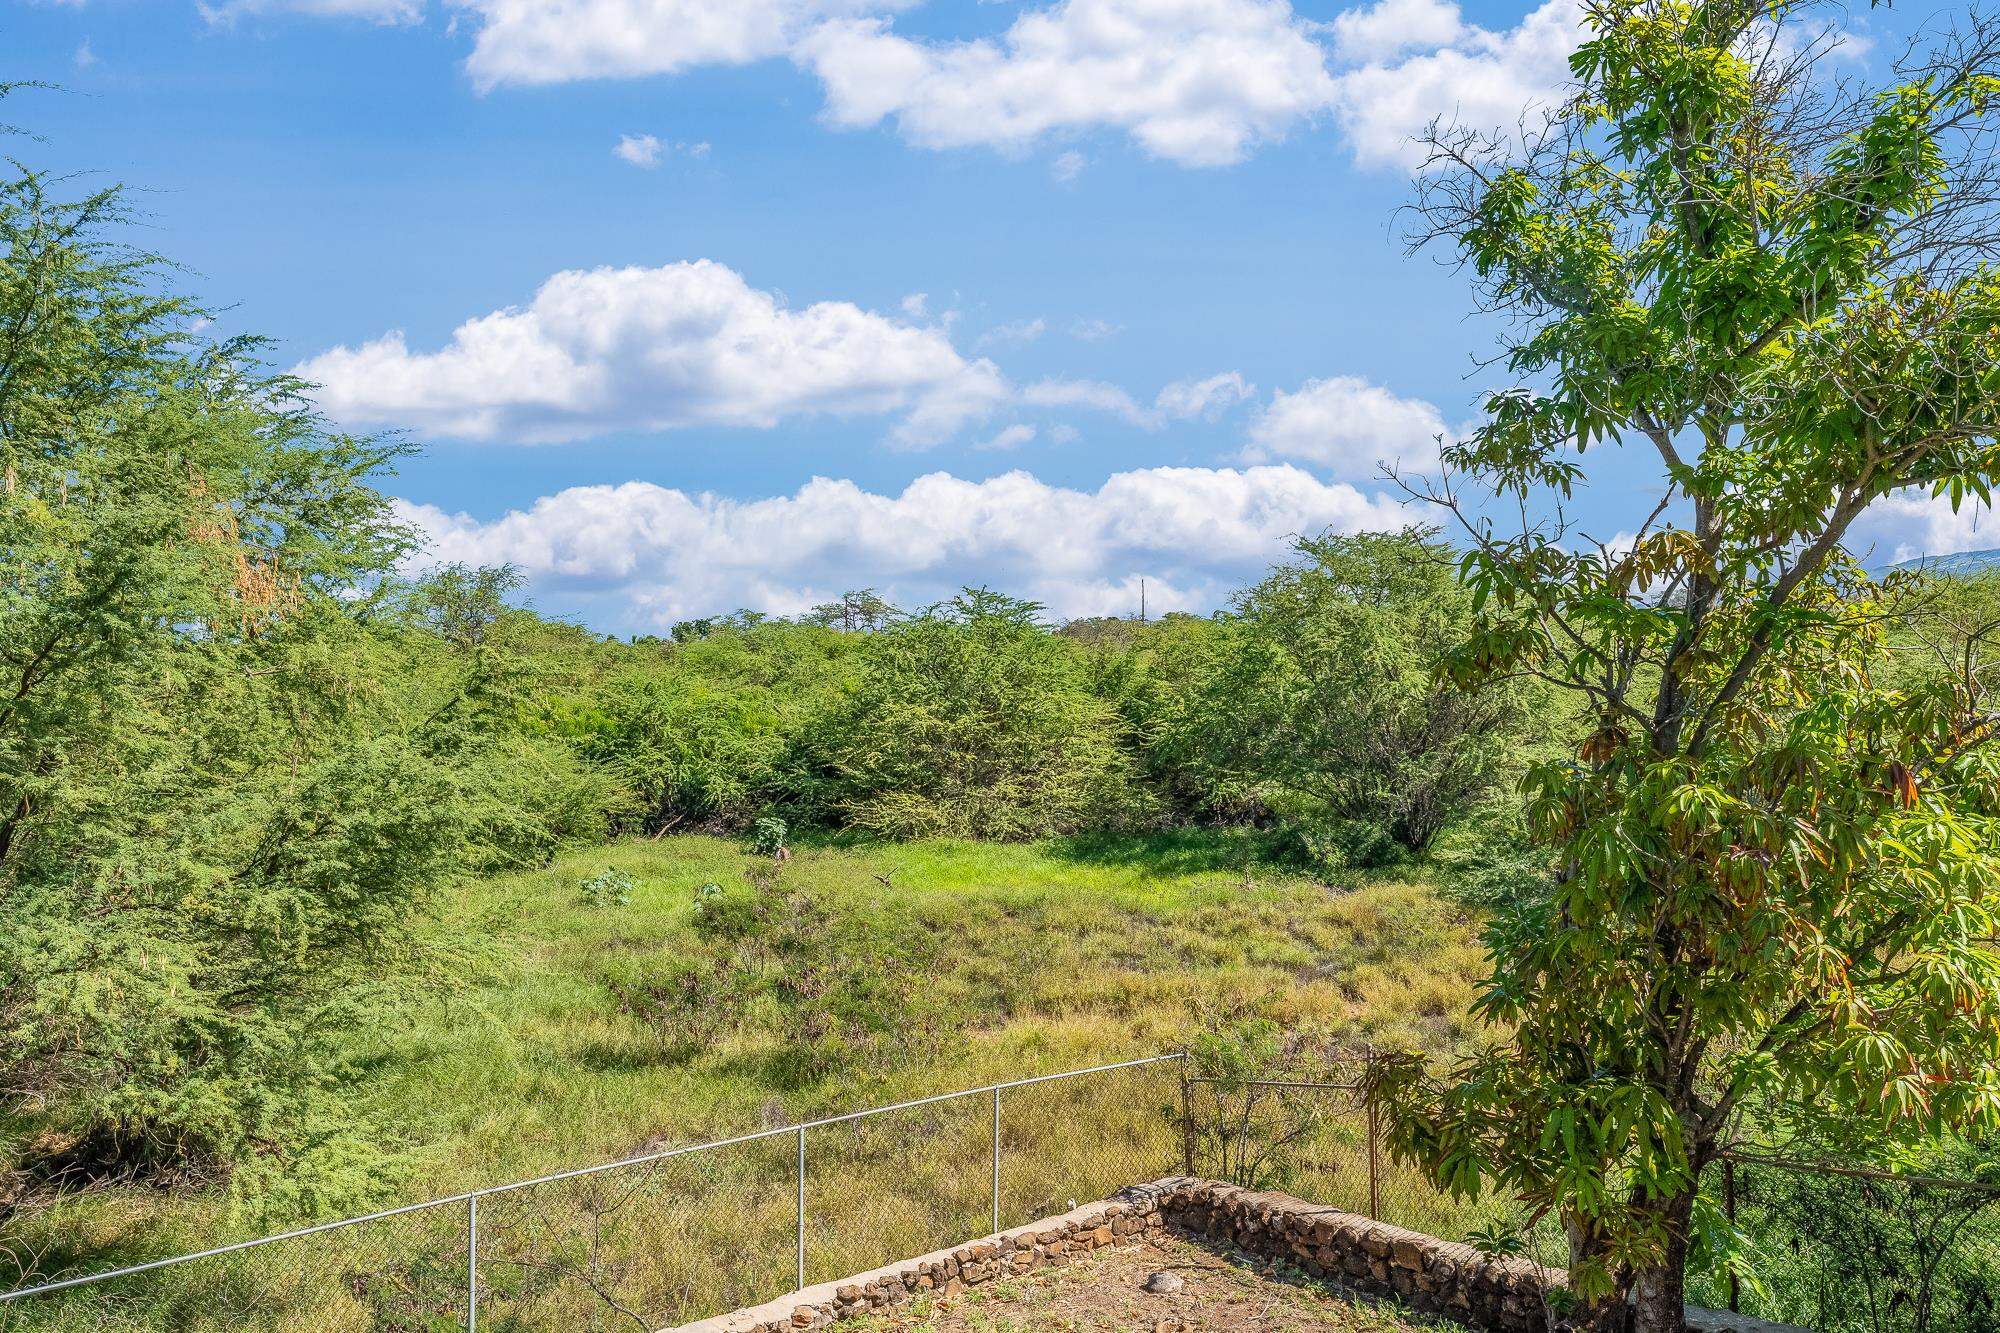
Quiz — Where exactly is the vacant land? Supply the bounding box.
[349,832,1485,1206]
[4,834,1486,1329]
[853,1234,1441,1332]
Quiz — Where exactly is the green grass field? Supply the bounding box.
[3,833,1489,1330]
[368,832,1486,1194]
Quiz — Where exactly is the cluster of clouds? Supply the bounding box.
[298,258,1448,475]
[1849,491,2000,568]
[289,255,1981,625]
[203,0,1588,170]
[296,260,1010,448]
[398,464,1413,629]
[187,0,1976,615]
[612,132,710,167]
[1245,375,1451,474]
[1327,0,1582,166]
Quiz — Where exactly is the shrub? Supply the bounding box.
[1154,528,1537,855]
[578,868,637,908]
[750,816,789,859]
[792,589,1148,839]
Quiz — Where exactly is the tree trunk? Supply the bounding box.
[1565,1218,1633,1332]
[1629,1189,1697,1333]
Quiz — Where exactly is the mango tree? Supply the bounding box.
[1370,2,2000,1328]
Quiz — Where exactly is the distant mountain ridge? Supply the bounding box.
[1886,548,2000,575]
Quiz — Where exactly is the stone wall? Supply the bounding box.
[1158,1178,1801,1333]
[669,1188,1168,1333]
[665,1176,1804,1333]
[1157,1177,1555,1332]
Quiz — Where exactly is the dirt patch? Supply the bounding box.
[845,1233,1445,1332]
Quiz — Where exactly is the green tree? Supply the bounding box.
[1368,3,2000,1327]
[408,562,524,649]
[0,166,463,1208]
[1161,528,1533,861]
[803,588,899,632]
[796,589,1143,838]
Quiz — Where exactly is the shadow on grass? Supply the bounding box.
[1045,827,1287,876]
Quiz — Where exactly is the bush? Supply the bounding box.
[578,868,637,908]
[791,589,1148,839]
[750,816,789,858]
[450,734,629,872]
[1153,528,1538,855]
[1269,813,1407,873]
[1427,802,1557,909]
[582,681,790,830]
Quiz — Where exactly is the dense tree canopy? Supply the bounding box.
[0,166,628,1215]
[792,590,1146,840]
[0,169,461,1204]
[1158,528,1535,862]
[1370,2,2000,1328]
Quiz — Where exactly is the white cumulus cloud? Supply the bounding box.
[449,0,915,89]
[614,133,663,166]
[1329,0,1583,168]
[296,259,1008,447]
[241,0,1596,172]
[1849,490,2000,568]
[797,0,1339,167]
[1329,0,1464,63]
[1244,375,1449,477]
[396,463,1411,628]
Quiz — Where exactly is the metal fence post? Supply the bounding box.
[1179,1064,1195,1176]
[1366,1093,1381,1220]
[991,1087,1002,1235]
[1725,1157,1740,1314]
[466,1194,478,1333]
[795,1126,807,1291]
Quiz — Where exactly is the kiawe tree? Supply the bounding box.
[1368,1,2000,1328]
[0,161,466,1214]
[1162,527,1534,863]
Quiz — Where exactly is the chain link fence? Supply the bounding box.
[1184,1073,2000,1333]
[1178,1072,1513,1241]
[13,1054,1997,1333]
[0,1055,1184,1333]
[0,1194,472,1333]
[1693,1155,2000,1333]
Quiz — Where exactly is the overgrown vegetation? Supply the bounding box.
[0,167,462,1220]
[1370,1,2000,1328]
[0,836,1491,1329]
[12,12,2000,1323]
[0,148,1544,1243]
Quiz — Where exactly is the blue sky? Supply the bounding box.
[9,0,1981,632]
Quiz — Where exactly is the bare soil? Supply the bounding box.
[846,1233,1445,1332]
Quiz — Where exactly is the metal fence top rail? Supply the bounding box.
[1183,1077,1361,1092]
[0,1051,1188,1305]
[1722,1150,2000,1196]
